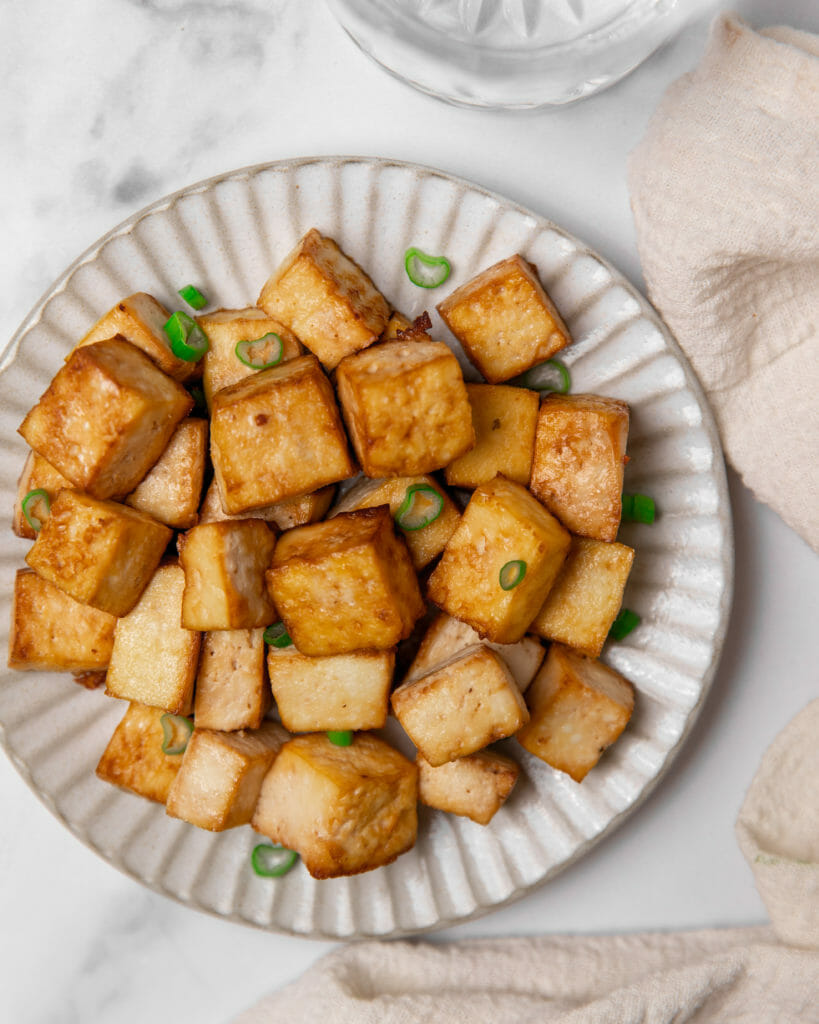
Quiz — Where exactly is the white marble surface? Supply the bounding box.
[1,1,818,1021]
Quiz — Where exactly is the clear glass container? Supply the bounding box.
[326,0,695,109]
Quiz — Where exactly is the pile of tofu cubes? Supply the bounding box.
[9,228,637,879]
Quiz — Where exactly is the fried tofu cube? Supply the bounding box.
[530,393,630,542]
[198,307,302,406]
[267,506,424,656]
[406,612,544,692]
[380,310,412,341]
[194,628,271,732]
[417,749,520,824]
[210,353,355,514]
[437,254,571,383]
[445,384,539,489]
[392,644,529,766]
[252,732,418,878]
[178,519,277,630]
[198,478,335,532]
[75,292,197,382]
[19,337,194,500]
[330,475,460,570]
[165,721,289,831]
[96,702,184,804]
[517,643,635,782]
[267,647,393,732]
[13,451,72,540]
[336,338,474,477]
[125,418,207,529]
[258,228,390,370]
[531,537,635,657]
[8,569,117,672]
[25,490,171,617]
[105,564,200,714]
[427,476,570,644]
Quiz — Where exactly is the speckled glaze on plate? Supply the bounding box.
[0,157,733,939]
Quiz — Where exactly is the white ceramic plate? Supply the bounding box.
[0,156,733,938]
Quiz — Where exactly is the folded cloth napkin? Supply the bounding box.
[629,12,819,552]
[235,700,819,1023]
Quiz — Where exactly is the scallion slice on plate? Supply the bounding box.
[404,247,451,289]
[177,284,207,310]
[621,493,656,524]
[609,608,641,641]
[235,332,284,370]
[394,483,444,531]
[515,358,571,394]
[327,730,353,747]
[264,622,293,648]
[499,559,527,590]
[163,311,209,362]
[160,713,193,755]
[21,488,51,532]
[251,843,299,878]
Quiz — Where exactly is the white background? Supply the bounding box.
[1,1,817,1021]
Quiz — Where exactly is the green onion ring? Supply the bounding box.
[327,730,353,747]
[499,559,527,590]
[178,284,207,310]
[404,247,451,289]
[251,843,299,878]
[608,608,641,641]
[621,493,656,524]
[163,311,209,362]
[517,359,571,394]
[394,484,444,531]
[235,333,284,370]
[21,488,51,532]
[264,622,293,648]
[160,713,193,755]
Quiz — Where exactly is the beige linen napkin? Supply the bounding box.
[629,12,819,552]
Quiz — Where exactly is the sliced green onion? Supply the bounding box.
[516,359,571,394]
[187,383,207,416]
[160,713,193,755]
[235,333,284,370]
[499,560,527,590]
[394,483,444,531]
[327,730,353,747]
[21,488,51,532]
[621,493,656,524]
[178,284,207,310]
[609,608,641,641]
[163,311,209,362]
[264,622,293,648]
[251,843,299,878]
[404,247,451,289]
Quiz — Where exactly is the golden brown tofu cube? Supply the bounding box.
[330,474,460,570]
[198,478,335,532]
[96,702,185,803]
[194,628,271,732]
[427,476,570,645]
[125,418,207,529]
[252,732,418,878]
[258,228,390,370]
[210,353,355,514]
[531,537,635,657]
[199,307,302,406]
[417,749,520,825]
[336,338,474,477]
[530,393,630,542]
[178,520,277,630]
[406,612,544,692]
[165,722,289,831]
[19,337,194,500]
[445,384,539,489]
[437,254,571,383]
[267,646,393,732]
[75,292,197,382]
[105,564,200,714]
[25,490,172,617]
[8,569,117,672]
[267,506,424,656]
[392,645,529,766]
[13,451,72,540]
[379,310,412,341]
[517,643,635,782]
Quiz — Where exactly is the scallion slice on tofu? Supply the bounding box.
[160,713,193,755]
[394,483,444,532]
[499,559,527,591]
[263,622,293,649]
[177,284,207,310]
[234,332,284,370]
[516,358,571,394]
[163,311,209,362]
[621,493,656,524]
[327,730,353,747]
[21,488,51,532]
[404,247,452,289]
[251,843,298,878]
[609,608,641,641]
